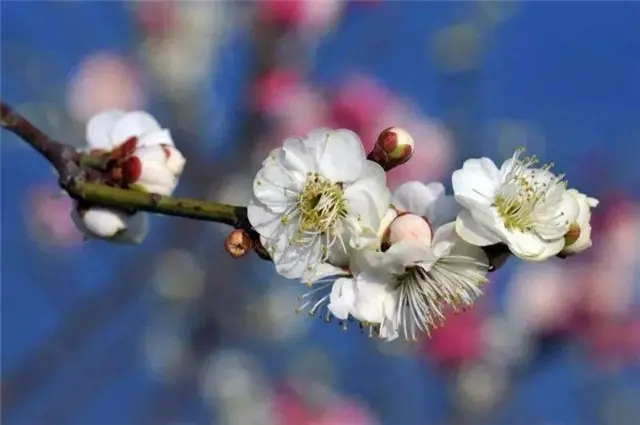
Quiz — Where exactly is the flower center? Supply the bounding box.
[493,149,567,232]
[294,172,347,245]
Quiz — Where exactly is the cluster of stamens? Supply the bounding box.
[292,172,347,249]
[493,148,567,232]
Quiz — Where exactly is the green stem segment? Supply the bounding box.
[70,182,246,227]
[0,100,250,230]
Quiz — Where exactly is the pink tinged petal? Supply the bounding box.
[386,214,432,246]
[315,129,367,183]
[137,129,174,148]
[451,168,496,206]
[110,111,163,146]
[328,277,356,320]
[455,209,502,247]
[86,109,125,150]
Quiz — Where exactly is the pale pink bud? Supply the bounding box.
[369,127,415,171]
[384,213,432,246]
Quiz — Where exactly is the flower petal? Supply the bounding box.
[328,277,356,320]
[247,200,286,238]
[253,163,300,213]
[86,109,125,150]
[351,274,388,323]
[455,209,502,246]
[451,166,497,206]
[315,129,366,182]
[137,129,174,148]
[505,230,562,261]
[281,136,315,176]
[110,111,163,146]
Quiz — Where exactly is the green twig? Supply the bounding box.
[0,100,251,231]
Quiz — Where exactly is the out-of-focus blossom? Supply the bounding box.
[423,308,485,369]
[505,263,577,335]
[67,53,144,122]
[330,74,454,187]
[453,149,579,261]
[26,185,85,248]
[140,1,232,96]
[258,0,344,34]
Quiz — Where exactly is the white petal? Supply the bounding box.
[136,158,178,196]
[163,146,186,176]
[505,230,562,261]
[303,262,346,285]
[351,274,389,323]
[253,163,300,214]
[247,200,286,238]
[392,181,444,215]
[137,129,174,148]
[86,109,125,150]
[455,209,502,246]
[267,234,314,279]
[384,241,436,270]
[314,129,366,182]
[451,167,496,206]
[352,161,390,217]
[328,277,356,320]
[281,136,315,176]
[343,184,386,250]
[110,111,163,146]
[73,207,127,238]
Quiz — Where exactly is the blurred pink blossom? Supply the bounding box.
[252,69,328,163]
[67,52,144,122]
[274,388,377,425]
[423,308,484,369]
[259,0,344,33]
[26,185,84,248]
[136,0,179,36]
[330,74,454,188]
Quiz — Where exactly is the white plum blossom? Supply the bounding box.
[248,128,391,282]
[69,109,186,244]
[452,149,579,261]
[319,181,488,340]
[345,222,489,341]
[71,206,149,244]
[560,189,599,256]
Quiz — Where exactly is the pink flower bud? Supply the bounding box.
[384,213,432,246]
[369,127,415,171]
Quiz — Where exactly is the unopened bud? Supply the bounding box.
[383,213,432,247]
[368,127,415,171]
[225,229,253,258]
[563,223,581,247]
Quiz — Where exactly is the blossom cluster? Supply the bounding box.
[71,110,186,243]
[248,127,598,341]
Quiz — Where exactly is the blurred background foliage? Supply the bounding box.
[1,1,639,425]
